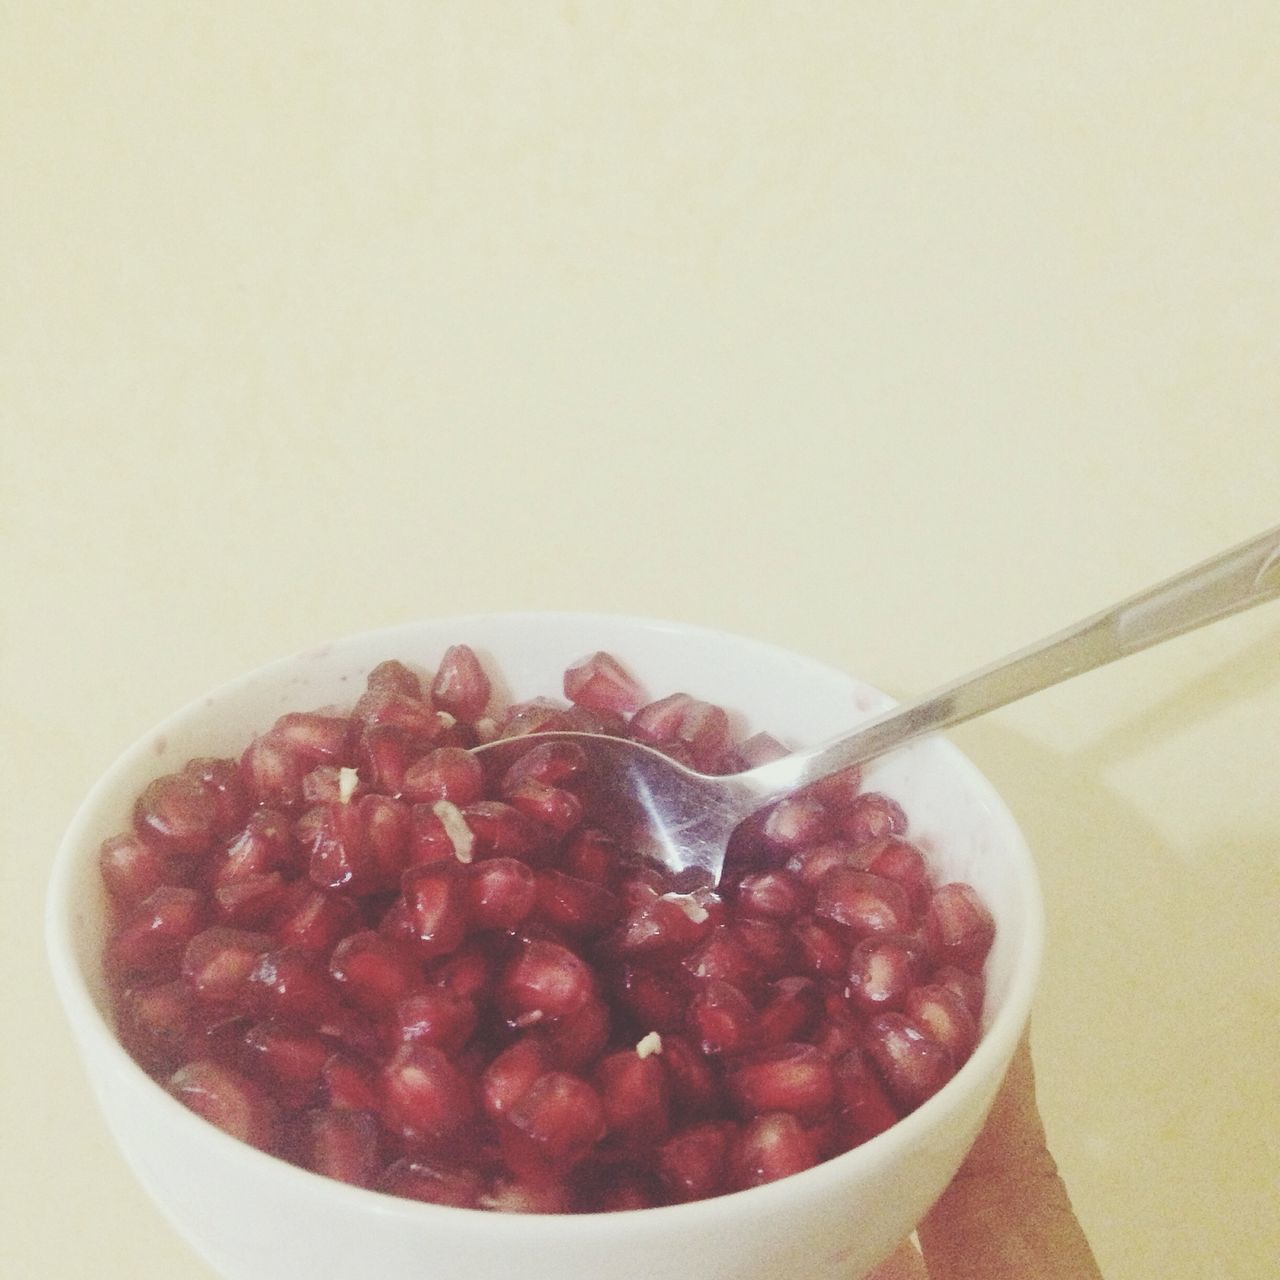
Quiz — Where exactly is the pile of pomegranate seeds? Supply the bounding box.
[101,648,995,1213]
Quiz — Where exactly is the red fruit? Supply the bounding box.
[790,914,849,979]
[401,862,468,957]
[426,937,492,1001]
[461,800,544,859]
[734,869,808,921]
[243,1020,330,1107]
[328,931,422,1014]
[381,1042,476,1142]
[726,1043,836,1121]
[116,980,195,1072]
[465,857,537,930]
[500,740,591,793]
[306,795,411,892]
[480,1175,573,1214]
[169,1059,276,1150]
[99,832,168,907]
[834,791,907,846]
[656,1121,734,1203]
[246,945,336,1021]
[534,869,621,935]
[610,884,712,957]
[497,697,574,738]
[687,979,756,1056]
[430,644,491,721]
[379,1157,482,1208]
[481,1037,554,1122]
[181,927,271,1006]
[133,772,218,857]
[272,884,361,956]
[804,764,863,810]
[270,712,352,763]
[504,779,584,839]
[613,964,690,1035]
[502,1071,606,1178]
[863,1012,956,1111]
[737,732,791,767]
[366,659,423,697]
[856,838,932,913]
[682,926,759,988]
[659,1033,723,1119]
[595,1048,670,1143]
[108,886,206,979]
[357,725,410,795]
[497,939,596,1026]
[932,964,986,1019]
[401,747,485,806]
[240,735,309,810]
[631,694,731,772]
[219,808,294,882]
[761,795,830,851]
[815,868,913,938]
[322,1052,380,1112]
[755,976,822,1047]
[392,989,478,1056]
[784,841,859,886]
[844,934,920,1015]
[183,757,252,835]
[729,1112,819,1189]
[301,1108,379,1187]
[904,984,979,1064]
[407,801,465,866]
[561,827,619,884]
[832,1047,901,1144]
[924,882,996,973]
[352,683,442,740]
[562,651,646,715]
[212,870,288,928]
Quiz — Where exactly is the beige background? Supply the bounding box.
[3,3,1278,1277]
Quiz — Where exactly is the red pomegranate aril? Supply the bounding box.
[785,841,860,887]
[220,807,293,882]
[501,740,591,794]
[755,976,822,1047]
[401,862,468,957]
[99,832,168,907]
[791,914,849,979]
[243,1020,331,1106]
[682,925,759,987]
[658,1033,723,1119]
[462,800,544,859]
[392,989,478,1056]
[184,757,252,835]
[804,764,863,810]
[730,1111,819,1189]
[328,931,422,1014]
[482,1174,574,1214]
[169,1059,276,1150]
[687,979,756,1056]
[534,869,621,935]
[240,735,310,810]
[353,682,442,740]
[732,916,794,979]
[727,1043,836,1121]
[133,772,218,857]
[815,868,913,938]
[613,964,689,1035]
[738,731,791,767]
[595,1048,670,1142]
[271,712,352,763]
[498,939,596,1026]
[306,795,411,893]
[656,1121,734,1203]
[302,1107,380,1187]
[322,1052,380,1112]
[481,1036,555,1122]
[379,1157,482,1208]
[401,747,485,806]
[462,856,536,930]
[905,983,979,1064]
[836,791,908,846]
[356,724,410,795]
[561,827,620,885]
[367,659,422,697]
[855,838,932,915]
[381,1041,476,1142]
[429,644,491,721]
[925,882,996,973]
[116,980,195,1071]
[845,934,918,1015]
[761,795,830,851]
[611,886,711,957]
[181,926,271,1006]
[832,1047,901,1143]
[864,1012,956,1111]
[562,651,646,715]
[213,870,289,928]
[108,885,206,979]
[426,936,492,1002]
[246,945,336,1021]
[273,884,361,956]
[932,964,986,1019]
[735,868,808,921]
[502,1071,606,1178]
[505,780,585,840]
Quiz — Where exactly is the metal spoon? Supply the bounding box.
[474,525,1280,886]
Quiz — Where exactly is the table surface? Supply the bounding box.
[3,5,1278,1278]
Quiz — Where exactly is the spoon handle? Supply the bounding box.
[762,524,1280,793]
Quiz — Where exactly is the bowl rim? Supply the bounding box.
[46,610,1044,1233]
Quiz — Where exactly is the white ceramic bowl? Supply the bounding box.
[47,613,1043,1280]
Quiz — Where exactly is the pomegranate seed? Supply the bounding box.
[381,1042,476,1142]
[734,868,808,921]
[905,983,979,1063]
[500,740,591,793]
[367,659,422,697]
[353,683,442,741]
[682,926,759,987]
[613,964,690,1035]
[755,976,822,1047]
[656,1121,734,1203]
[497,939,596,1026]
[497,697,574,738]
[116,980,195,1071]
[810,997,863,1059]
[133,772,218,857]
[790,915,849,978]
[183,757,252,835]
[729,1112,819,1189]
[181,927,271,1006]
[379,1157,482,1208]
[462,800,544,860]
[727,1043,837,1120]
[731,916,793,978]
[863,1012,956,1111]
[535,869,621,935]
[169,1059,276,1150]
[845,934,919,1015]
[610,884,711,957]
[220,807,294,882]
[481,1037,555,1122]
[357,725,410,795]
[501,1071,606,1178]
[406,802,461,866]
[561,827,619,884]
[401,747,485,806]
[856,837,932,913]
[761,795,830,851]
[426,936,492,1001]
[505,779,584,839]
[562,651,646,715]
[246,945,336,1021]
[392,989,478,1056]
[272,884,361,956]
[835,791,907,846]
[430,645,491,721]
[270,712,352,763]
[924,882,996,972]
[659,1033,723,1119]
[322,1052,380,1111]
[590,1167,659,1212]
[815,868,913,938]
[932,964,986,1018]
[401,862,468,957]
[804,764,863,810]
[737,732,791,766]
[328,931,423,1014]
[99,832,168,907]
[465,856,537,930]
[784,841,860,886]
[243,1020,330,1107]
[305,795,410,892]
[832,1047,901,1144]
[213,870,289,928]
[108,886,206,979]
[595,1048,670,1143]
[301,1107,379,1187]
[481,1175,573,1214]
[687,979,756,1056]
[240,735,309,810]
